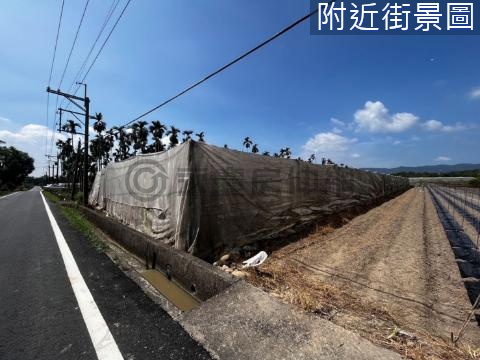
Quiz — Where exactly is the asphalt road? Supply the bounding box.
[0,188,211,360]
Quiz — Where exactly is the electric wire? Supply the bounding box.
[117,2,332,129]
[61,0,120,108]
[68,0,132,101]
[57,0,90,90]
[52,0,90,158]
[45,0,65,158]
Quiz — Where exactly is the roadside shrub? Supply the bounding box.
[74,192,83,204]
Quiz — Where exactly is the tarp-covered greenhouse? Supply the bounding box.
[89,141,409,259]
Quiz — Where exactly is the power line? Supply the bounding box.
[54,0,90,145]
[57,0,90,90]
[48,0,65,86]
[61,0,121,108]
[81,0,132,82]
[117,3,331,129]
[69,0,132,101]
[46,0,65,157]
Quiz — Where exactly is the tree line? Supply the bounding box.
[393,169,480,178]
[52,118,345,197]
[0,140,35,192]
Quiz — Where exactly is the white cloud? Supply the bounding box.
[330,117,345,127]
[0,124,64,144]
[0,116,11,124]
[469,87,480,99]
[422,119,442,131]
[354,101,418,133]
[393,140,401,145]
[422,119,466,132]
[444,124,468,132]
[330,118,347,134]
[434,156,451,162]
[303,132,357,154]
[351,153,360,158]
[161,135,170,147]
[0,124,66,177]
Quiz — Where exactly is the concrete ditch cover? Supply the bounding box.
[181,282,401,360]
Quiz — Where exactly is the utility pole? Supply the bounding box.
[84,97,90,204]
[78,82,89,207]
[47,85,96,206]
[45,154,57,185]
[58,109,62,131]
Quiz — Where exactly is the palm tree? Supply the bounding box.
[131,121,149,154]
[62,119,80,143]
[166,126,180,149]
[56,138,73,160]
[149,120,167,152]
[243,137,253,151]
[103,129,115,165]
[0,140,5,145]
[91,114,110,169]
[89,137,103,171]
[182,130,193,143]
[284,147,291,159]
[224,144,228,149]
[262,151,270,156]
[112,126,131,161]
[196,131,205,142]
[252,144,259,154]
[56,138,75,189]
[279,147,291,159]
[93,113,106,134]
[307,154,316,163]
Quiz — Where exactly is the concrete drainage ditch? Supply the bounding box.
[76,205,239,310]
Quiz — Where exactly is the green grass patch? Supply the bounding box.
[42,190,60,203]
[43,190,106,252]
[60,206,108,253]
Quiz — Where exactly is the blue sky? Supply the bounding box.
[0,0,479,176]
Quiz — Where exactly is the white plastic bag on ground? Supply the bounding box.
[242,251,268,268]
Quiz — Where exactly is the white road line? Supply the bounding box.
[0,191,19,200]
[40,191,124,360]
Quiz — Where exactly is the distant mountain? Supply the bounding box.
[362,163,480,174]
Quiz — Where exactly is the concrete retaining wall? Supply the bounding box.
[78,205,238,301]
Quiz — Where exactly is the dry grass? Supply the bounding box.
[245,236,479,360]
[238,191,480,359]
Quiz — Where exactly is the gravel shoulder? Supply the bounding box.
[248,188,480,359]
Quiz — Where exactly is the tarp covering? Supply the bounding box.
[89,141,409,259]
